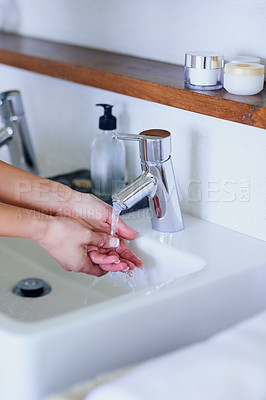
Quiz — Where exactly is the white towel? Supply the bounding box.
[85,310,266,400]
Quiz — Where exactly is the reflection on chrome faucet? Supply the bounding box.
[0,90,38,174]
[112,129,184,233]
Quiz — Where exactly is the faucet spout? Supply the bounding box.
[112,172,157,210]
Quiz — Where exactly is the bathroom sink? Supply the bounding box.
[1,210,266,400]
[0,233,204,323]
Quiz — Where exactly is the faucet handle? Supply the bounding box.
[112,132,143,141]
[113,129,170,141]
[0,90,23,120]
[113,129,171,163]
[140,129,170,139]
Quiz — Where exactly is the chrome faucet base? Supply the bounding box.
[147,159,184,233]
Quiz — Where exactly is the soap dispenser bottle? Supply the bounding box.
[90,104,126,199]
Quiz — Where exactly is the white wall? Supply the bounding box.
[0,0,266,241]
[1,0,266,65]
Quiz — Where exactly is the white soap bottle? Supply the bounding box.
[90,104,125,199]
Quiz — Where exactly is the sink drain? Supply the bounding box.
[12,278,52,298]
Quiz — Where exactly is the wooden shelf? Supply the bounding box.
[0,32,265,129]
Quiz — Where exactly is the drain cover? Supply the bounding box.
[12,278,52,298]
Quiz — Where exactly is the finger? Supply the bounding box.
[82,259,109,277]
[87,245,98,252]
[89,250,120,265]
[119,258,136,271]
[89,241,142,270]
[114,218,139,240]
[86,230,120,249]
[116,240,143,267]
[69,256,108,277]
[99,261,130,272]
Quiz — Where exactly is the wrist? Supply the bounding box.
[28,211,53,244]
[34,180,78,217]
[34,214,60,253]
[54,187,83,218]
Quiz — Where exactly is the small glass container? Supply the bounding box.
[224,63,265,95]
[184,51,224,90]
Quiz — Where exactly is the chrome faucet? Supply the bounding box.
[0,90,39,174]
[112,129,184,233]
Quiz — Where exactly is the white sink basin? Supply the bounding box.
[1,210,266,400]
[0,233,204,323]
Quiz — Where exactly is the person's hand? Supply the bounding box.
[88,239,142,272]
[0,162,142,275]
[50,190,143,274]
[38,215,140,276]
[60,192,138,242]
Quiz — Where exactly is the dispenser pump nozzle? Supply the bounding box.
[96,104,117,131]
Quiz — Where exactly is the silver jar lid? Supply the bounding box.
[185,52,224,69]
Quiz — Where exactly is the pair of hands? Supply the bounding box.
[39,193,142,277]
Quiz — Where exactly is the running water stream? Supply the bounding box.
[111,202,138,288]
[110,203,122,237]
[89,202,139,291]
